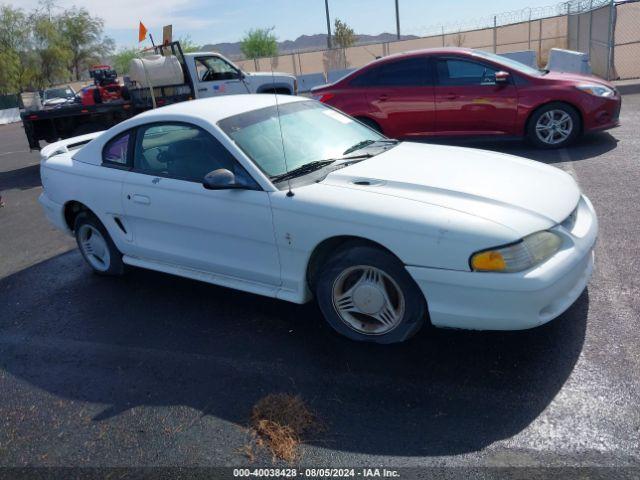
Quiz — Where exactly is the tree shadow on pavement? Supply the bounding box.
[0,251,588,458]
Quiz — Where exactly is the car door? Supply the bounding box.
[86,130,134,251]
[122,121,280,286]
[433,56,518,135]
[361,56,435,138]
[193,56,249,97]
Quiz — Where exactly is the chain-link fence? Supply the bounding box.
[234,11,571,77]
[613,0,640,79]
[567,0,615,78]
[236,0,639,81]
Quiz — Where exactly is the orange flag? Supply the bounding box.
[138,21,148,42]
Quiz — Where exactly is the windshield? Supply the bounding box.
[472,50,542,76]
[45,88,74,99]
[217,101,384,179]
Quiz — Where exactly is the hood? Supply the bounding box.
[542,71,614,87]
[322,142,580,236]
[247,71,295,79]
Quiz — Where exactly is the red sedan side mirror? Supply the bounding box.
[495,71,511,84]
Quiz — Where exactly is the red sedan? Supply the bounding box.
[311,48,621,148]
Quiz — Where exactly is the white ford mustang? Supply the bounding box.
[39,95,597,343]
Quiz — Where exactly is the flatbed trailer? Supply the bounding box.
[20,42,194,150]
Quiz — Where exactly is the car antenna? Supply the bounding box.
[270,63,294,197]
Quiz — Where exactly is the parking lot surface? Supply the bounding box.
[1,96,639,470]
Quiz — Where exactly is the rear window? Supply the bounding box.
[350,57,431,87]
[102,132,130,166]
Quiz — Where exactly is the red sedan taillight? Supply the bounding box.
[312,93,335,103]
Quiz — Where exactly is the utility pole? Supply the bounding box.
[325,0,332,49]
[395,0,401,40]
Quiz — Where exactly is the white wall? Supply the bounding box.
[0,108,20,125]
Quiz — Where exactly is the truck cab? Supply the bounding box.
[183,52,297,97]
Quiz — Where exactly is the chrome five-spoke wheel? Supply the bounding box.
[535,109,574,145]
[77,223,111,272]
[332,265,405,335]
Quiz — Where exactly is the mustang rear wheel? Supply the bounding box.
[74,211,124,275]
[315,244,427,343]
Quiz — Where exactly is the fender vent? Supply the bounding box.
[114,217,127,234]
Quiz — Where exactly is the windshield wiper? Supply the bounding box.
[342,139,398,155]
[270,159,336,183]
[311,153,376,183]
[270,143,395,184]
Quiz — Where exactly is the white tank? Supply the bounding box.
[128,54,184,87]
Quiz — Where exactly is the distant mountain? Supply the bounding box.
[200,32,419,59]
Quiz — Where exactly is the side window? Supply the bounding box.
[195,56,239,82]
[102,131,130,166]
[350,58,430,87]
[377,58,430,86]
[133,122,258,187]
[350,66,382,87]
[436,58,499,86]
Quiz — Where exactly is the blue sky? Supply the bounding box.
[9,0,562,49]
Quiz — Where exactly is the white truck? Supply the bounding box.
[184,50,296,96]
[21,41,297,149]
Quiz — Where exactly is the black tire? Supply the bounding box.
[526,102,581,149]
[120,85,131,101]
[74,211,124,276]
[315,243,427,344]
[92,88,102,104]
[356,117,383,135]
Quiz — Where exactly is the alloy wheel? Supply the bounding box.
[78,224,111,272]
[332,265,405,335]
[535,109,574,145]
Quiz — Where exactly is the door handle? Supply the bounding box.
[131,194,150,205]
[198,87,207,92]
[378,94,388,102]
[445,93,458,100]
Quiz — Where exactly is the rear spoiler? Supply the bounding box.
[40,131,105,161]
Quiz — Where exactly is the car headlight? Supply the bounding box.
[576,84,615,98]
[470,231,562,273]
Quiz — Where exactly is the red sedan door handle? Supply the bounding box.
[378,94,388,102]
[445,93,458,100]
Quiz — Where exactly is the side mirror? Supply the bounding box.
[203,169,243,190]
[495,71,510,84]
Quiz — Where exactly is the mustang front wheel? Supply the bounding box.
[316,244,427,343]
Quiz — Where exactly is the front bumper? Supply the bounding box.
[584,94,621,133]
[407,195,598,331]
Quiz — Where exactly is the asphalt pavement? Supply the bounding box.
[0,97,639,473]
